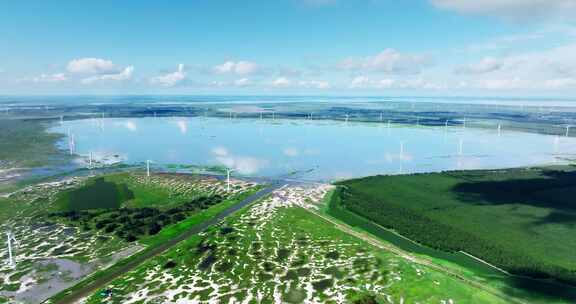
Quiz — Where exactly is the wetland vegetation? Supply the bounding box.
[0,119,66,169]
[0,170,259,303]
[81,185,509,304]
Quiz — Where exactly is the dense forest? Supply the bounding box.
[51,194,224,242]
[333,167,576,286]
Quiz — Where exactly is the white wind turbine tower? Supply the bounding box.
[566,125,571,137]
[100,113,105,131]
[60,115,64,125]
[497,123,502,136]
[458,139,464,156]
[6,231,16,267]
[387,120,391,129]
[445,119,449,131]
[344,114,349,124]
[68,130,76,155]
[462,117,467,129]
[226,168,235,192]
[146,160,152,177]
[88,152,93,169]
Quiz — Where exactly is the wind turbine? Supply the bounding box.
[226,168,235,192]
[344,114,349,124]
[416,117,420,127]
[566,125,571,137]
[462,117,467,129]
[380,112,383,122]
[6,231,16,267]
[99,113,105,130]
[497,123,502,136]
[60,115,64,125]
[387,120,391,129]
[458,139,463,156]
[146,160,152,177]
[445,119,449,131]
[68,130,76,155]
[88,152,93,169]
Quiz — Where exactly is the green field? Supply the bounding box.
[332,166,576,288]
[54,177,134,210]
[50,173,249,243]
[80,192,509,304]
[0,119,65,168]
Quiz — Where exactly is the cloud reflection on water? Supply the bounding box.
[211,146,268,175]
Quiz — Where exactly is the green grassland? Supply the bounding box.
[332,166,576,288]
[53,177,134,211]
[50,173,256,243]
[52,173,214,211]
[81,198,509,304]
[0,119,65,168]
[1,171,260,303]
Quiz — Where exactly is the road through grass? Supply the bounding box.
[48,181,285,304]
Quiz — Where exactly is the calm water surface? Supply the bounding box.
[51,117,576,181]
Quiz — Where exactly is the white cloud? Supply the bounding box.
[31,73,67,83]
[350,75,372,88]
[213,61,258,75]
[349,75,444,90]
[545,78,576,89]
[67,58,118,74]
[206,78,252,88]
[339,49,430,74]
[150,64,186,87]
[453,42,576,90]
[210,80,228,87]
[81,66,133,84]
[431,0,576,20]
[234,78,251,86]
[271,77,292,87]
[298,80,331,89]
[209,77,329,89]
[474,78,527,90]
[455,57,504,74]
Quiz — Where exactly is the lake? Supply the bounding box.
[52,116,576,181]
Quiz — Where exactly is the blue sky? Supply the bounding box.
[1,0,576,96]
